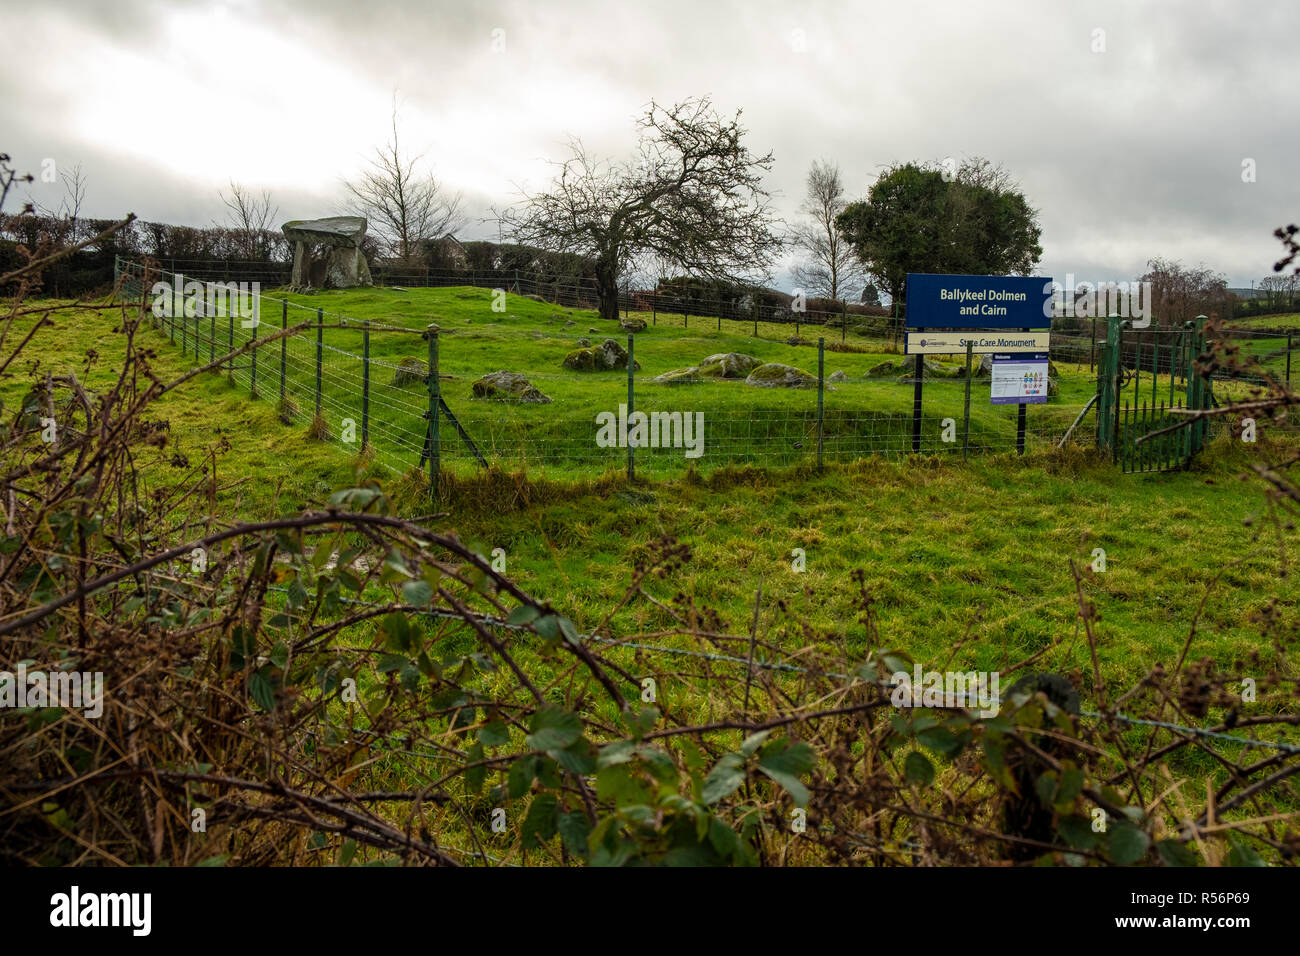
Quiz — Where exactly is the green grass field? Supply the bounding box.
[10,290,1300,863]
[129,281,1174,482]
[9,291,1297,698]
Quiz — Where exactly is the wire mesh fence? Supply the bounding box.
[114,258,1131,485]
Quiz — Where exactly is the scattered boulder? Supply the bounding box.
[828,370,848,382]
[973,354,994,378]
[390,357,429,388]
[620,318,648,333]
[745,363,827,389]
[588,327,599,333]
[524,294,546,302]
[565,320,576,327]
[576,338,591,347]
[562,338,641,371]
[471,370,552,404]
[653,366,705,385]
[922,359,961,378]
[699,352,760,378]
[866,360,904,378]
[389,358,458,387]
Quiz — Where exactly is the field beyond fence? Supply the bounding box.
[115,258,1300,485]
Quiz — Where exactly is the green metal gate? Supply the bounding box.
[1096,315,1213,473]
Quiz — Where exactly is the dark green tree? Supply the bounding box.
[836,158,1042,308]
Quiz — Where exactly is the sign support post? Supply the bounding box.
[911,351,923,453]
[963,341,973,460]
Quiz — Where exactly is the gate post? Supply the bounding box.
[1096,314,1123,456]
[1186,315,1209,457]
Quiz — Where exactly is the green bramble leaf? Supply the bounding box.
[526,706,581,751]
[904,751,934,787]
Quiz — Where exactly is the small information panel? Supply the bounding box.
[990,352,1049,405]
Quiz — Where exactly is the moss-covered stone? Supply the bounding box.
[471,371,553,404]
[744,362,826,389]
[699,352,760,378]
[561,338,641,372]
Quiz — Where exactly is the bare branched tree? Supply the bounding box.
[0,152,35,217]
[791,159,864,303]
[1140,257,1235,323]
[498,97,782,320]
[35,161,89,244]
[344,100,465,265]
[219,180,278,259]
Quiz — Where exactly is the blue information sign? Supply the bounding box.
[905,274,1052,329]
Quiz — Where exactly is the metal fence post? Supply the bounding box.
[963,341,973,460]
[627,334,635,481]
[424,324,440,498]
[816,337,825,470]
[227,304,235,373]
[315,308,323,419]
[362,320,371,450]
[250,312,258,397]
[279,300,287,403]
[1288,333,1293,388]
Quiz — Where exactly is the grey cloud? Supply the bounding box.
[3,0,1297,287]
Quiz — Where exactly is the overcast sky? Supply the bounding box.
[4,0,1296,291]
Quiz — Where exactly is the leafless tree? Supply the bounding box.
[1140,257,1234,323]
[344,101,465,265]
[498,97,782,320]
[0,153,34,215]
[31,161,87,244]
[791,159,864,303]
[219,180,278,259]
